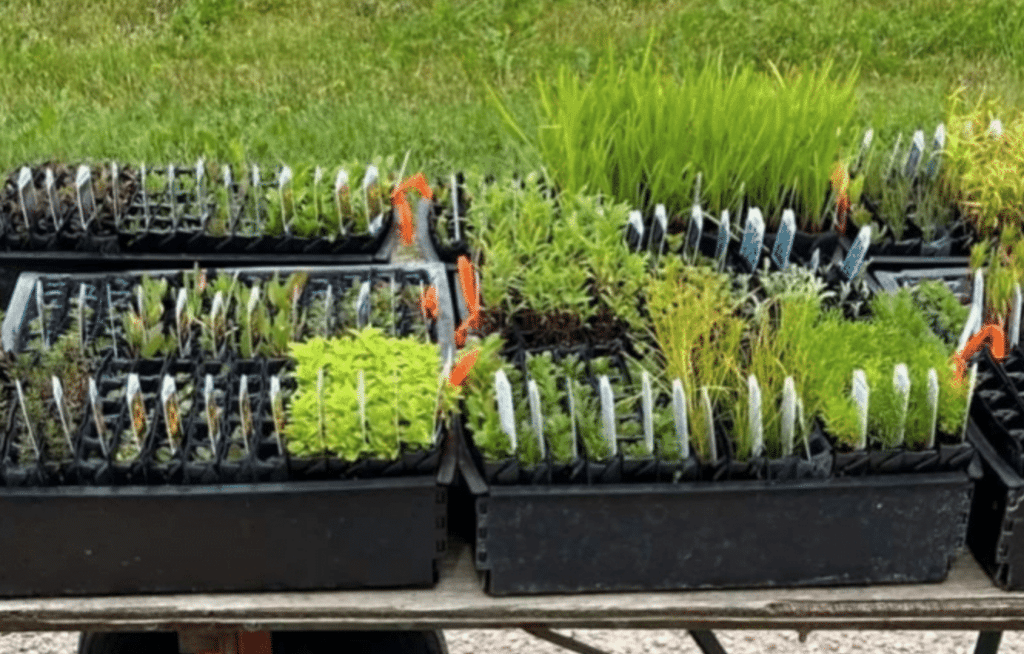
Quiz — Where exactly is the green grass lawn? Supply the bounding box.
[2,0,1022,176]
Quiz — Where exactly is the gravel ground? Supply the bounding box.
[3,630,1024,653]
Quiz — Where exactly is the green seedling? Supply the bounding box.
[123,275,173,358]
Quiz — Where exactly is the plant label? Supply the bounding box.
[223,165,236,232]
[75,164,95,230]
[175,288,188,355]
[356,280,371,328]
[854,128,874,173]
[687,204,703,260]
[313,166,324,219]
[363,164,381,227]
[962,363,978,443]
[748,375,763,458]
[335,168,351,235]
[211,291,226,353]
[140,164,152,230]
[450,173,464,242]
[51,376,74,451]
[809,248,820,273]
[740,207,765,271]
[852,369,869,450]
[240,375,253,453]
[693,172,702,205]
[270,375,285,455]
[17,166,35,228]
[715,210,730,270]
[701,387,717,462]
[111,162,121,228]
[161,375,182,455]
[989,119,1004,138]
[279,165,293,235]
[781,377,796,456]
[248,284,261,318]
[654,204,668,256]
[772,209,796,271]
[15,380,39,461]
[893,363,910,447]
[927,123,946,177]
[78,285,88,353]
[89,377,108,457]
[627,210,645,250]
[251,163,260,188]
[205,374,220,451]
[127,373,146,448]
[598,375,617,457]
[44,168,59,227]
[357,369,367,439]
[927,368,939,449]
[494,370,517,453]
[195,157,205,200]
[35,279,48,349]
[671,379,689,459]
[904,130,925,177]
[641,371,654,455]
[1012,284,1023,347]
[527,379,546,459]
[841,225,871,280]
[959,269,985,350]
[168,164,179,229]
[886,133,903,176]
[323,284,334,336]
[565,377,578,459]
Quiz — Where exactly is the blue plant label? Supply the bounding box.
[356,280,371,328]
[842,225,871,280]
[701,387,717,462]
[781,377,796,457]
[772,209,796,271]
[599,375,618,457]
[893,363,910,447]
[962,363,978,443]
[809,248,820,273]
[904,130,925,177]
[494,370,517,453]
[852,369,869,451]
[748,374,763,458]
[927,123,946,177]
[566,377,578,459]
[89,378,108,456]
[627,209,645,248]
[52,375,72,450]
[926,368,939,449]
[641,371,654,455]
[15,380,38,460]
[1012,284,1022,347]
[654,204,668,256]
[715,210,730,268]
[687,204,703,259]
[527,379,545,459]
[740,207,765,271]
[672,379,689,459]
[989,118,1004,138]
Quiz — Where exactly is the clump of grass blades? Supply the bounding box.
[509,47,856,231]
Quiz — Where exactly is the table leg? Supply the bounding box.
[975,631,1003,654]
[688,630,728,654]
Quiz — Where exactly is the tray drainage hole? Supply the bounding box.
[477,552,487,563]
[436,516,445,529]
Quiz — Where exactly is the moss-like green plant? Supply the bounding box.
[911,279,969,345]
[284,328,449,461]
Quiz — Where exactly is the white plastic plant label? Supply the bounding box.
[195,157,205,195]
[494,370,517,453]
[701,387,716,462]
[36,279,48,349]
[44,168,58,225]
[313,166,324,217]
[111,162,121,227]
[715,210,730,269]
[904,130,925,177]
[748,375,763,457]
[167,164,179,229]
[247,284,261,319]
[641,371,654,455]
[356,279,371,328]
[809,248,820,273]
[127,373,146,448]
[857,128,874,169]
[893,363,910,447]
[565,377,578,459]
[927,123,946,177]
[51,376,73,451]
[251,163,261,188]
[211,291,226,353]
[223,165,235,222]
[270,375,285,454]
[175,287,189,354]
[15,380,39,461]
[627,209,645,246]
[78,285,88,353]
[598,375,617,457]
[362,164,379,191]
[959,269,985,350]
[989,119,1004,138]
[75,164,94,230]
[654,204,668,256]
[335,168,350,234]
[17,166,34,226]
[886,133,903,175]
[89,377,108,456]
[781,377,796,456]
[927,368,940,449]
[1012,284,1022,347]
[451,173,463,242]
[772,209,796,271]
[672,379,689,459]
[527,379,546,459]
[740,207,765,271]
[852,369,869,450]
[279,165,293,235]
[239,375,253,453]
[161,375,182,454]
[841,225,871,280]
[205,374,219,449]
[687,204,703,260]
[962,363,978,443]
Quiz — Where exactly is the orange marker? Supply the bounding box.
[420,286,439,320]
[457,255,480,322]
[831,162,851,233]
[954,323,1007,381]
[449,348,480,387]
[391,173,435,246]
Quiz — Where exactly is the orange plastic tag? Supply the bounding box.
[391,173,435,246]
[420,286,439,320]
[954,323,1007,382]
[449,348,480,387]
[831,162,851,233]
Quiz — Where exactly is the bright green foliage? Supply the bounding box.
[466,174,648,330]
[971,230,1024,331]
[458,334,520,461]
[123,275,174,358]
[284,329,447,461]
[515,50,856,228]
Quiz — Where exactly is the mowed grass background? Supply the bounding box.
[2,0,1024,176]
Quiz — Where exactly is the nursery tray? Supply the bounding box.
[475,469,974,595]
[0,476,446,597]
